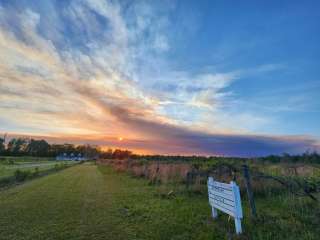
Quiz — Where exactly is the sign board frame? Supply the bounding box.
[207,177,243,234]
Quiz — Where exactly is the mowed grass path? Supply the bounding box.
[0,163,225,240]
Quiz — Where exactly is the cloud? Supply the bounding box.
[37,77,320,157]
[0,0,319,156]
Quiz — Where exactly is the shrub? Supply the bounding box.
[14,169,30,182]
[0,177,13,187]
[7,159,14,165]
[33,167,40,177]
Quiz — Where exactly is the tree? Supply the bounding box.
[112,149,132,160]
[7,138,29,155]
[100,148,113,159]
[26,139,50,157]
[0,138,5,153]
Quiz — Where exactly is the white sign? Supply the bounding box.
[207,177,243,234]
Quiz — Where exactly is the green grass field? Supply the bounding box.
[0,157,76,180]
[0,163,319,240]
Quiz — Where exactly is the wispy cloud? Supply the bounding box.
[0,0,319,156]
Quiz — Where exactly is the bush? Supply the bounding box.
[7,159,14,165]
[32,167,39,177]
[0,177,13,187]
[54,164,60,170]
[54,163,69,171]
[14,169,30,182]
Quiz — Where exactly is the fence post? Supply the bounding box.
[242,165,257,218]
[186,172,191,189]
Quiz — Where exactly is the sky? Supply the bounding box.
[0,0,319,157]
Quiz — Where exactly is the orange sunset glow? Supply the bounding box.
[0,0,319,157]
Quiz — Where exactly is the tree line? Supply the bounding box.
[0,136,136,159]
[0,137,101,158]
[0,137,318,163]
[129,152,320,164]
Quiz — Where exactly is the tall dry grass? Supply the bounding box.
[98,158,320,201]
[98,159,191,184]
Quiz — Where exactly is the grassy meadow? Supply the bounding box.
[0,156,76,187]
[0,160,319,239]
[100,157,320,239]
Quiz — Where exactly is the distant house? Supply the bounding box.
[56,153,87,161]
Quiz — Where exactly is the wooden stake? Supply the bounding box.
[242,165,257,218]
